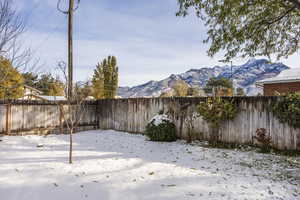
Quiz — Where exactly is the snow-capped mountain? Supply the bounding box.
[118,59,289,97]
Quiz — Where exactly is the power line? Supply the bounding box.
[31,16,68,55]
[25,1,68,58]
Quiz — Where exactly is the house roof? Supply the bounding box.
[24,85,43,94]
[20,94,66,101]
[256,68,300,85]
[38,95,66,101]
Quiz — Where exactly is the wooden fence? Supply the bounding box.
[98,97,300,150]
[0,97,299,150]
[0,100,98,135]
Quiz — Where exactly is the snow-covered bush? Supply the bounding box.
[145,114,177,142]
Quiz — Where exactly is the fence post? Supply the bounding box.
[96,100,99,129]
[5,103,11,135]
[59,104,63,134]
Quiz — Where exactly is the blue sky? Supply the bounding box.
[17,0,299,86]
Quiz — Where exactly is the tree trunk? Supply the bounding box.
[209,124,219,146]
[186,121,194,144]
[69,128,73,164]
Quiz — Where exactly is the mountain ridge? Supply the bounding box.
[118,59,289,97]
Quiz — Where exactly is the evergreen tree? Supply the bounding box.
[92,56,118,99]
[205,77,233,96]
[236,87,245,96]
[187,86,205,97]
[36,74,64,96]
[0,57,24,99]
[75,81,92,99]
[92,62,105,99]
[48,79,64,96]
[109,56,118,98]
[206,77,233,89]
[22,72,39,88]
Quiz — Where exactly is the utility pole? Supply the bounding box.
[218,59,234,96]
[57,0,80,100]
[67,0,74,99]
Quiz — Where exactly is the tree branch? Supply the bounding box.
[286,0,300,10]
[267,5,296,25]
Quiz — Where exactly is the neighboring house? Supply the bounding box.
[22,85,43,100]
[24,85,42,96]
[256,68,300,96]
[21,85,66,101]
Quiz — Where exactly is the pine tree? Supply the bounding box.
[0,57,24,99]
[36,74,64,96]
[92,62,105,99]
[92,56,118,99]
[205,77,233,97]
[48,78,64,96]
[103,57,111,98]
[22,72,38,88]
[236,88,245,96]
[75,81,92,99]
[109,56,118,98]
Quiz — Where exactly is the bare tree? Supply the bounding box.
[57,61,87,164]
[0,0,38,73]
[0,0,24,52]
[0,0,43,101]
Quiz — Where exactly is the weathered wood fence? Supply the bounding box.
[0,100,98,135]
[98,97,300,150]
[0,97,299,150]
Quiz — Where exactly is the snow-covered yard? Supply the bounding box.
[0,130,299,200]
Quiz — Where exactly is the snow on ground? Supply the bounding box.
[0,130,299,200]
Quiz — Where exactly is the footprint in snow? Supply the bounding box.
[186,193,195,196]
[161,184,176,187]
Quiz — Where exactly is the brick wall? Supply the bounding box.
[264,82,300,96]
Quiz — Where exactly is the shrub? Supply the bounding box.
[272,93,300,129]
[254,128,272,153]
[145,114,177,142]
[197,97,237,128]
[197,97,237,146]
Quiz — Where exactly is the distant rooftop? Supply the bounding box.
[24,85,42,94]
[38,96,66,101]
[257,68,300,85]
